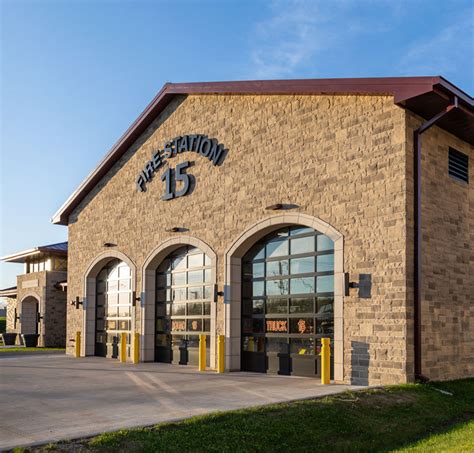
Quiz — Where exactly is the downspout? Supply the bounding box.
[413,96,458,381]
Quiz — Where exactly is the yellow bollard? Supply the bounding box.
[75,331,81,358]
[217,335,225,373]
[198,334,206,371]
[248,337,254,352]
[133,332,140,364]
[120,332,127,363]
[321,338,331,385]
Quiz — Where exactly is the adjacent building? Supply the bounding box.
[44,76,473,385]
[0,242,68,347]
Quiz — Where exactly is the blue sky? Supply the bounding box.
[1,0,473,292]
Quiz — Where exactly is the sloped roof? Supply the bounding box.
[0,286,17,298]
[1,242,68,263]
[51,76,474,226]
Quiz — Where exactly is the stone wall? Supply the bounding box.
[406,111,474,381]
[66,94,411,385]
[5,297,17,332]
[16,272,45,345]
[8,270,68,347]
[45,271,67,347]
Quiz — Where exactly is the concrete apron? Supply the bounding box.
[0,355,364,450]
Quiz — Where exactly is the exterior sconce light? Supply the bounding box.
[71,297,83,309]
[132,291,141,307]
[265,204,299,211]
[103,242,117,248]
[265,203,283,210]
[212,284,224,302]
[344,273,372,299]
[165,227,188,233]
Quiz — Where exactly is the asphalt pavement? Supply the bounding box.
[0,354,362,450]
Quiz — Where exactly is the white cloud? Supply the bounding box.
[248,0,397,79]
[247,0,473,87]
[250,0,337,78]
[399,12,474,80]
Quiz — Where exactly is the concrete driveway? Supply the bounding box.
[0,354,361,450]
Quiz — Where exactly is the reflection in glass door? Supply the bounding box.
[95,260,132,358]
[241,226,334,377]
[155,246,212,366]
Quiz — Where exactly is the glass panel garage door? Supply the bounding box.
[95,260,132,358]
[155,246,212,366]
[242,226,334,377]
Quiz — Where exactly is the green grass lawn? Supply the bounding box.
[18,378,473,453]
[0,347,65,353]
[394,418,474,452]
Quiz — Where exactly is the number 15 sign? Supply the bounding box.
[135,134,228,200]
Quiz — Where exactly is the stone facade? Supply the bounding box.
[6,270,67,347]
[66,94,416,385]
[406,112,474,381]
[63,92,472,385]
[6,297,17,332]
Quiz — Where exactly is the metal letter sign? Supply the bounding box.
[136,134,227,200]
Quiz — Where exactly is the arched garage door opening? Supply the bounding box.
[241,225,335,377]
[95,259,133,358]
[155,246,212,366]
[142,236,218,366]
[83,251,136,358]
[225,213,344,381]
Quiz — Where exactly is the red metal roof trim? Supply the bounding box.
[51,76,473,226]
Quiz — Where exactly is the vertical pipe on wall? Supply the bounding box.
[413,98,457,381]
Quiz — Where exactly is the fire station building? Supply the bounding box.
[51,77,473,385]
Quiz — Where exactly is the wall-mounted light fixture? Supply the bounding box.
[213,284,225,302]
[344,273,372,299]
[132,291,141,307]
[265,203,299,211]
[165,227,189,233]
[70,297,83,309]
[103,242,117,248]
[265,203,283,210]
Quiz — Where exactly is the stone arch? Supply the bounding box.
[82,250,137,356]
[224,213,344,381]
[19,291,41,304]
[142,236,218,364]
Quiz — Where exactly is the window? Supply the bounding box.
[155,246,212,359]
[53,257,68,271]
[241,226,335,359]
[95,260,132,357]
[449,147,469,183]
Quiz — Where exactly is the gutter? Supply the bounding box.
[413,96,458,382]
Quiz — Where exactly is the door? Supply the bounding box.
[20,297,39,335]
[95,260,132,358]
[155,246,212,366]
[241,226,335,377]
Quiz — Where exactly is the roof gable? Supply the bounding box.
[52,76,473,225]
